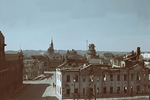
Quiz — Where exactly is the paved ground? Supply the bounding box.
[8,71,58,100]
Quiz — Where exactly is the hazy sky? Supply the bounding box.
[0,0,150,51]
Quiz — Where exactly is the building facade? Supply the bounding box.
[56,61,150,100]
[56,45,150,100]
[0,31,23,99]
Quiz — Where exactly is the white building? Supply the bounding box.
[56,59,150,100]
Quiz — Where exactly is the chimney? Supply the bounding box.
[136,47,141,56]
[132,50,134,55]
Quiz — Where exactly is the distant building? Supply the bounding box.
[86,44,107,65]
[0,31,23,99]
[64,49,86,61]
[23,56,45,80]
[104,52,114,60]
[46,39,63,70]
[112,47,142,68]
[86,44,99,60]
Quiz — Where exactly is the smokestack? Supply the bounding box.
[132,50,134,55]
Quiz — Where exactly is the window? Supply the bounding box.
[124,74,127,81]
[103,74,106,81]
[110,87,113,94]
[66,89,70,95]
[103,87,106,94]
[137,86,140,94]
[137,74,140,81]
[89,75,94,82]
[83,88,85,95]
[97,88,99,94]
[90,88,93,94]
[124,87,127,93]
[75,88,78,94]
[74,75,78,82]
[117,74,120,81]
[67,75,70,82]
[117,87,120,94]
[110,75,113,81]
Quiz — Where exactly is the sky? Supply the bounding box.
[0,0,150,52]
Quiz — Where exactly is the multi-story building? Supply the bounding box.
[56,44,150,100]
[0,31,23,99]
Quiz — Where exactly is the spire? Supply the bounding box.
[48,37,54,54]
[51,37,53,43]
[51,37,54,50]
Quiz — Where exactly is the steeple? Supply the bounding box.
[51,37,53,50]
[48,37,54,54]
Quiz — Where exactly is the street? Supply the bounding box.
[8,71,58,100]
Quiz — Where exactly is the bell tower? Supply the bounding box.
[86,43,98,59]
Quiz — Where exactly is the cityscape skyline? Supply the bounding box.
[0,0,150,51]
